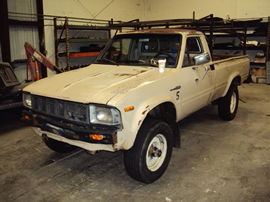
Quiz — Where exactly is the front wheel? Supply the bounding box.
[124,119,173,183]
[218,84,239,120]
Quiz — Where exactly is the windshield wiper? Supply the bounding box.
[127,60,158,67]
[126,60,145,63]
[97,58,119,65]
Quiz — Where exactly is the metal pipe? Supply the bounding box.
[65,17,70,71]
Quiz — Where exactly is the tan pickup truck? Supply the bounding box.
[22,29,249,183]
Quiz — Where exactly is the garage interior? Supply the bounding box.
[0,0,270,201]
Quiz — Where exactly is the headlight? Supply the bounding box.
[89,105,121,126]
[23,93,32,108]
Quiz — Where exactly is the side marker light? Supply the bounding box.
[124,106,134,112]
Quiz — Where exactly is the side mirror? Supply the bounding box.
[194,52,210,65]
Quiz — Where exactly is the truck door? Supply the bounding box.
[180,36,215,118]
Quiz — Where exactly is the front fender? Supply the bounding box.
[115,95,176,150]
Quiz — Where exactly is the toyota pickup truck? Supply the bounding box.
[22,29,249,183]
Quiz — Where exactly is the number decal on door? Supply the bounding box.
[176,91,180,100]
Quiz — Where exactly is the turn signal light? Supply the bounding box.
[91,134,103,140]
[24,115,31,121]
[124,106,134,112]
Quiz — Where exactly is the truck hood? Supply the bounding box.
[23,64,167,104]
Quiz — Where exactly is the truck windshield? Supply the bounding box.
[95,33,182,68]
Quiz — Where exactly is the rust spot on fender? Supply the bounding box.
[114,73,135,78]
[136,70,147,74]
[142,110,147,115]
[142,105,150,115]
[114,69,148,78]
[32,114,38,126]
[91,72,102,77]
[112,132,119,151]
[64,83,71,88]
[112,132,117,144]
[115,73,134,76]
[138,120,141,126]
[121,145,128,150]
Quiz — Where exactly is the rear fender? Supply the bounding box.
[221,72,241,97]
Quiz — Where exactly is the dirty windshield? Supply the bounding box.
[95,34,182,68]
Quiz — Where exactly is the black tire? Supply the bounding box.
[124,118,173,183]
[218,84,239,121]
[42,135,77,153]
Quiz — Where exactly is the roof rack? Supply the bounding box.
[109,14,267,56]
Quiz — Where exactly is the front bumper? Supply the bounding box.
[22,110,118,146]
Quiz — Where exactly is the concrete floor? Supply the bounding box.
[0,83,269,202]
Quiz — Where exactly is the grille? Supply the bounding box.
[32,95,88,123]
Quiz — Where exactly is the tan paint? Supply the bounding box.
[25,28,249,152]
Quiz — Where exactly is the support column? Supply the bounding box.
[0,0,11,62]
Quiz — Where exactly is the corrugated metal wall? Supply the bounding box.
[8,0,37,21]
[10,25,39,82]
[9,26,39,62]
[7,0,39,83]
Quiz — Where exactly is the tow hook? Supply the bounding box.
[149,146,162,158]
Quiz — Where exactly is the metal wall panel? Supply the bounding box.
[9,25,39,61]
[8,0,37,21]
[13,63,31,83]
[7,0,39,83]
[9,25,39,83]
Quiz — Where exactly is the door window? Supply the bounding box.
[183,37,203,67]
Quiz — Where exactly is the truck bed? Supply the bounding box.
[212,54,248,61]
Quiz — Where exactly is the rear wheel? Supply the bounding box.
[124,118,173,183]
[218,84,239,120]
[42,135,77,153]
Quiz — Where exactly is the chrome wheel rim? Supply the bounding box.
[146,134,167,172]
[230,91,237,113]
